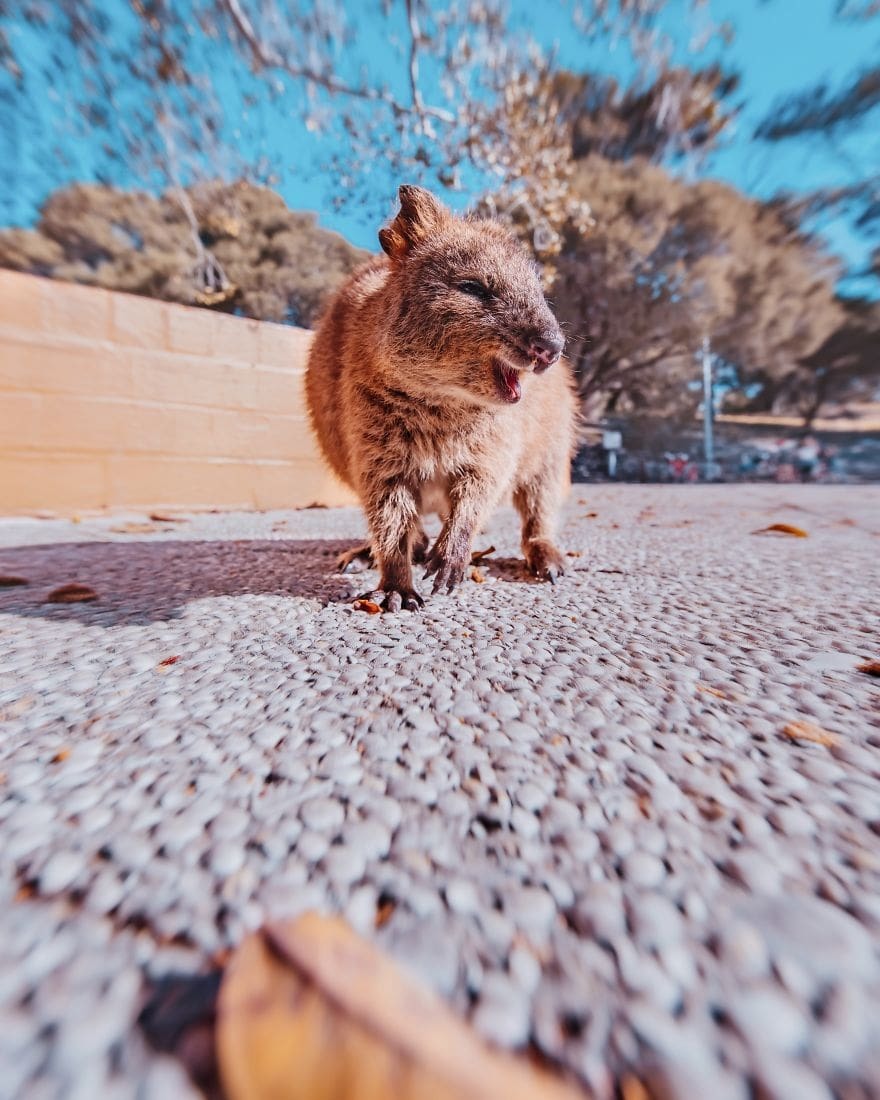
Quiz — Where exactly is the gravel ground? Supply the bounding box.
[1,484,879,1100]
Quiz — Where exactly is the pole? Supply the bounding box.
[701,335,714,472]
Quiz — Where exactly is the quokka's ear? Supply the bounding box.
[379,184,450,260]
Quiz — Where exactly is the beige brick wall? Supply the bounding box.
[0,270,356,515]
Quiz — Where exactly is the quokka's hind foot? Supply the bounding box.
[337,542,375,574]
[525,539,566,584]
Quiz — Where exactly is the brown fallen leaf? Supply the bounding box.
[856,660,880,677]
[697,683,728,700]
[158,655,181,667]
[0,575,28,587]
[298,501,328,510]
[0,696,35,721]
[782,720,838,747]
[470,567,486,583]
[470,545,496,564]
[751,523,808,538]
[47,583,98,604]
[375,896,396,929]
[583,512,598,519]
[149,512,186,523]
[110,522,162,535]
[566,550,582,558]
[51,748,70,763]
[620,1074,651,1100]
[217,914,586,1100]
[353,598,382,615]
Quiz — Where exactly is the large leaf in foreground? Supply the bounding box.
[217,912,587,1100]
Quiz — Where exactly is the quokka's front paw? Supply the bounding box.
[525,539,566,584]
[423,541,470,594]
[357,587,424,613]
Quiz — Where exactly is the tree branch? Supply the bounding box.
[218,0,453,122]
[404,0,426,123]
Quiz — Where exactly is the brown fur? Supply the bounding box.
[305,185,577,611]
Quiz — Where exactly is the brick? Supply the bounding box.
[0,270,43,330]
[0,336,132,399]
[0,453,107,513]
[252,461,356,510]
[257,320,306,370]
[112,292,169,349]
[211,311,262,364]
[127,349,256,411]
[0,391,43,448]
[209,408,313,461]
[254,367,305,419]
[105,455,257,510]
[40,279,111,341]
[167,305,213,355]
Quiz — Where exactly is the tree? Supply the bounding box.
[547,155,844,419]
[798,297,880,421]
[0,1,732,257]
[0,179,369,327]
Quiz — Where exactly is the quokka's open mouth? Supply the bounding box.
[492,359,522,403]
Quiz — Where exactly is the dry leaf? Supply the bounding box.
[298,502,328,510]
[471,545,496,564]
[0,696,35,721]
[353,599,382,615]
[149,513,186,523]
[158,655,181,667]
[697,683,728,700]
[111,522,162,535]
[0,575,28,587]
[375,897,396,929]
[583,512,598,519]
[47,583,98,603]
[752,523,808,538]
[51,748,70,763]
[470,567,486,583]
[782,720,837,747]
[621,1074,651,1100]
[856,660,880,677]
[217,914,585,1100]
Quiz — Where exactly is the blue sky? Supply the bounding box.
[1,0,877,291]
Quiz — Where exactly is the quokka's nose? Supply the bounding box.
[528,331,565,370]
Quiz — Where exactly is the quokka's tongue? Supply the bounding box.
[499,364,522,403]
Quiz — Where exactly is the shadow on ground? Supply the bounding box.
[0,539,542,627]
[0,538,361,626]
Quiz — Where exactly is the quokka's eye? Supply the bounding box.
[457,280,491,301]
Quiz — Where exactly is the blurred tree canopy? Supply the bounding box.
[0,0,877,423]
[0,180,368,327]
[548,156,844,421]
